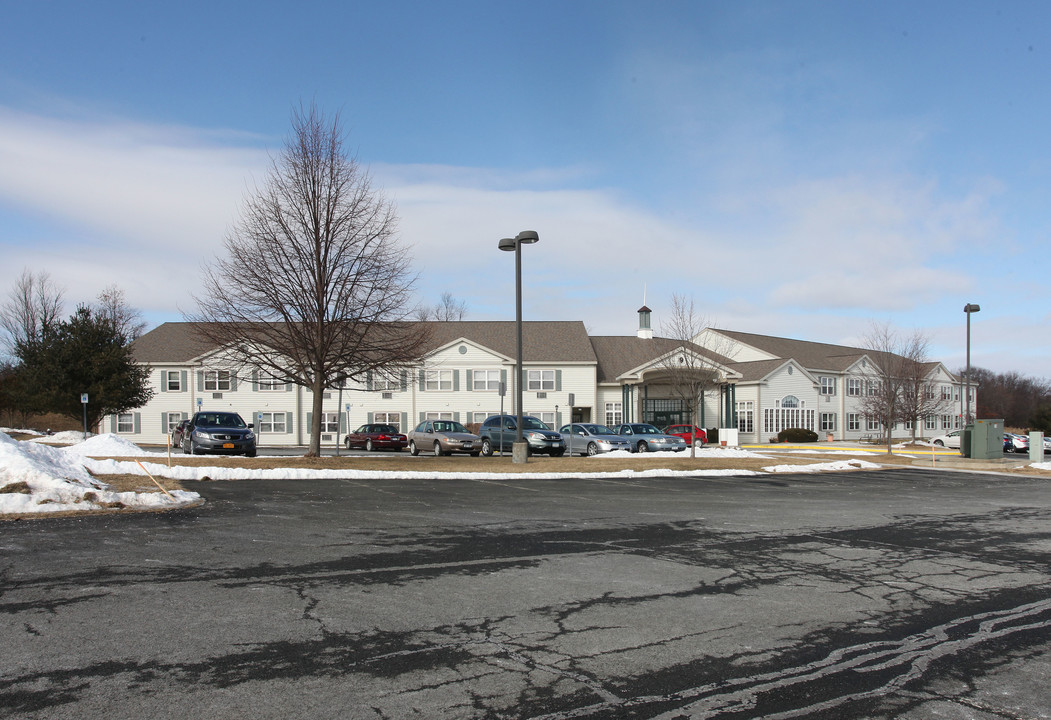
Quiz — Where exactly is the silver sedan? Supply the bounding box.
[408,420,481,456]
[559,423,633,456]
[611,423,687,453]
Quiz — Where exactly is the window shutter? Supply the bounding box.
[286,378,293,392]
[419,412,425,423]
[454,412,460,423]
[251,370,258,390]
[197,371,204,392]
[556,369,562,391]
[367,411,373,424]
[521,368,527,391]
[253,411,260,429]
[230,373,238,391]
[160,371,168,392]
[161,412,168,432]
[180,370,188,392]
[133,413,141,434]
[419,369,426,391]
[401,412,408,431]
[306,412,312,430]
[366,371,373,391]
[453,370,460,391]
[110,416,116,433]
[466,370,473,391]
[285,412,293,433]
[400,370,408,392]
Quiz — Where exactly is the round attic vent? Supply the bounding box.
[458,345,467,354]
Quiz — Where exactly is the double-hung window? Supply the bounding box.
[847,413,861,431]
[167,372,182,391]
[204,370,231,391]
[819,377,836,396]
[604,402,623,426]
[820,413,836,431]
[374,412,401,431]
[117,413,135,433]
[258,412,287,433]
[373,371,400,391]
[847,378,861,396]
[472,370,501,391]
[527,370,555,391]
[425,370,453,391]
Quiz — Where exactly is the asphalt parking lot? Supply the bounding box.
[2,467,1051,719]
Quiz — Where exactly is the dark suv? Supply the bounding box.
[182,411,257,457]
[479,415,565,457]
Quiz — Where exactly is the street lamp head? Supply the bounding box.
[964,303,980,313]
[498,237,516,252]
[515,230,539,244]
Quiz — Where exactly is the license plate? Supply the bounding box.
[222,443,235,449]
[462,443,473,449]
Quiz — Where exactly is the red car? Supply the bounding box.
[344,423,408,452]
[664,424,707,448]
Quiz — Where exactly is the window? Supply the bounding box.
[925,417,937,430]
[258,370,285,391]
[763,407,816,434]
[117,413,135,433]
[942,415,952,429]
[847,378,861,396]
[819,377,836,395]
[737,401,754,434]
[820,413,836,431]
[166,372,181,392]
[204,370,231,391]
[473,411,499,424]
[373,371,400,391]
[425,370,453,391]
[604,402,623,426]
[166,412,186,433]
[424,411,453,420]
[527,369,555,391]
[848,413,861,431]
[374,412,401,431]
[941,386,952,400]
[473,370,501,391]
[780,395,800,408]
[867,417,881,431]
[320,412,339,433]
[904,419,913,430]
[867,381,878,397]
[924,384,935,400]
[258,412,287,433]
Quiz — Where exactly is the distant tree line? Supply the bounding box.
[966,366,1051,432]
[0,269,152,431]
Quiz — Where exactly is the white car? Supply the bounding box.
[930,430,962,449]
[559,424,633,456]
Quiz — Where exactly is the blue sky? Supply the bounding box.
[1,1,1048,376]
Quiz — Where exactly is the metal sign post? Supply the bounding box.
[80,393,89,440]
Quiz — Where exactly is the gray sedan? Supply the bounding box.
[408,420,481,456]
[559,423,633,456]
[611,423,688,453]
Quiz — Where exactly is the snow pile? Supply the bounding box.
[0,427,42,436]
[61,433,164,458]
[0,431,200,515]
[26,430,94,445]
[763,459,882,473]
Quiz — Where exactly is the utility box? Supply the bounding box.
[968,419,1004,459]
[1030,432,1044,464]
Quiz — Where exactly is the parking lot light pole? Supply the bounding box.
[499,230,539,464]
[964,303,980,424]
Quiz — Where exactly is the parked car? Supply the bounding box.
[170,419,191,447]
[182,411,256,457]
[1004,433,1029,453]
[1044,435,1051,454]
[344,423,407,452]
[559,423,633,456]
[478,415,565,457]
[408,420,481,456]
[611,423,687,453]
[664,424,708,448]
[930,430,962,449]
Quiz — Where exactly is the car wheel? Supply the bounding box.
[693,438,704,449]
[587,442,598,456]
[434,441,445,456]
[245,449,257,458]
[933,440,944,447]
[345,437,351,449]
[481,438,493,457]
[190,441,200,455]
[637,440,648,453]
[409,440,419,456]
[365,439,374,452]
[550,449,565,457]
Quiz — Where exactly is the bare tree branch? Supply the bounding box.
[0,269,65,357]
[188,103,429,456]
[95,285,147,343]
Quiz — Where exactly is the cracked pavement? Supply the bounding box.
[2,468,1051,719]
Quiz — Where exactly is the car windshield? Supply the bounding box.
[200,413,246,428]
[521,417,550,430]
[630,424,660,434]
[433,421,469,433]
[583,424,617,435]
[373,425,397,433]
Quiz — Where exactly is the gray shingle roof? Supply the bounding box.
[588,336,736,384]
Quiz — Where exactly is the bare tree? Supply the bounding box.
[657,294,732,457]
[191,103,429,456]
[857,323,944,453]
[0,269,65,357]
[415,292,468,322]
[95,285,147,343]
